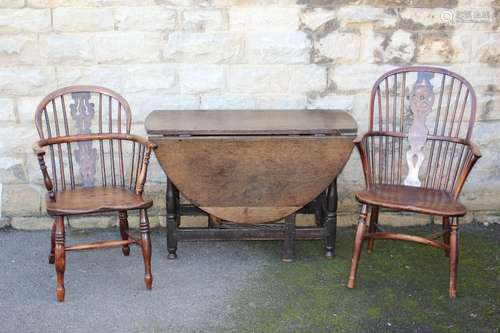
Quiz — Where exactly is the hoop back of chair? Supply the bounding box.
[365,66,477,192]
[35,86,147,192]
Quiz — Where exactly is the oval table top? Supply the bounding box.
[146,109,357,224]
[145,109,357,136]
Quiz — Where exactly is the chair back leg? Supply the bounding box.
[54,216,66,302]
[119,211,130,256]
[442,217,450,257]
[347,204,369,289]
[367,206,379,254]
[449,217,459,299]
[139,209,153,289]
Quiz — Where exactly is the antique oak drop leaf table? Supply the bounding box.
[145,110,357,261]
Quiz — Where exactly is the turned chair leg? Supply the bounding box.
[49,220,56,264]
[347,205,368,289]
[139,209,153,289]
[54,216,66,302]
[367,206,379,254]
[442,216,450,257]
[449,217,459,299]
[118,210,130,256]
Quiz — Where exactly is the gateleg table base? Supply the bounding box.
[165,178,338,262]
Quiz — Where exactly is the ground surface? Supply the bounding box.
[0,224,499,333]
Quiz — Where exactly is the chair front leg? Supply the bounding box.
[367,206,379,254]
[449,217,459,299]
[49,220,56,264]
[118,210,130,256]
[347,204,369,289]
[139,209,153,289]
[54,216,66,302]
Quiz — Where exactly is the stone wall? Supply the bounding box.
[1,0,499,230]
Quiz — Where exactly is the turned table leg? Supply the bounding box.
[166,178,179,260]
[325,178,338,258]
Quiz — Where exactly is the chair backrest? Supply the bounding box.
[365,66,477,192]
[35,85,145,192]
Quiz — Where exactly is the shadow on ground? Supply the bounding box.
[0,224,498,332]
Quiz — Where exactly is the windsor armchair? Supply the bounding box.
[33,86,157,301]
[347,67,481,298]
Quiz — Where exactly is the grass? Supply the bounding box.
[227,223,500,333]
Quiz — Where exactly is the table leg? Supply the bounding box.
[325,178,338,258]
[314,190,326,227]
[282,213,296,262]
[166,178,179,259]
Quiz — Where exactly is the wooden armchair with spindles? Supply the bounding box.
[33,85,157,301]
[347,67,481,298]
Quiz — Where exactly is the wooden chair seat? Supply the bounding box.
[46,188,153,216]
[356,184,466,217]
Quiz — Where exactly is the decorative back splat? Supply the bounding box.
[70,92,98,187]
[404,72,435,187]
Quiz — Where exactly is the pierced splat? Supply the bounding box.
[404,72,435,187]
[70,92,98,187]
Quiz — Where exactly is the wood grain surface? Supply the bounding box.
[145,109,357,136]
[151,135,354,223]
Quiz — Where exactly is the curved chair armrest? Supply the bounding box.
[453,140,482,198]
[37,133,158,150]
[33,140,55,201]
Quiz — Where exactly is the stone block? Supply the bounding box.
[416,33,456,64]
[229,7,300,31]
[255,95,306,109]
[114,6,176,31]
[93,32,161,63]
[124,64,178,94]
[0,67,56,96]
[307,94,354,111]
[179,65,225,94]
[228,65,290,94]
[0,0,24,8]
[378,30,416,64]
[330,64,393,92]
[0,125,39,155]
[163,32,244,63]
[289,65,327,94]
[0,34,45,65]
[473,32,500,66]
[2,184,41,217]
[245,32,311,64]
[315,32,361,63]
[47,34,94,65]
[10,216,56,230]
[126,93,200,123]
[17,96,46,124]
[300,7,336,31]
[0,98,16,122]
[337,6,397,29]
[200,94,257,109]
[181,9,227,32]
[400,8,451,30]
[0,9,51,33]
[53,7,114,32]
[0,157,28,184]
